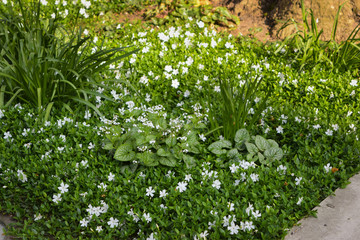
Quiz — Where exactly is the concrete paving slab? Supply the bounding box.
[285,172,360,240]
[0,215,14,240]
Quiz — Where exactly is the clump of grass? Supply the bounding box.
[0,0,138,119]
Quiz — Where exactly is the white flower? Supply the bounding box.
[159,189,168,198]
[52,194,62,204]
[147,233,157,240]
[211,38,217,48]
[107,217,119,228]
[17,170,27,182]
[307,86,315,92]
[171,79,180,89]
[229,164,239,173]
[297,197,303,205]
[249,173,259,182]
[80,218,89,227]
[225,42,233,49]
[108,172,115,181]
[143,213,152,223]
[252,210,261,219]
[240,221,255,231]
[98,182,107,190]
[96,226,103,232]
[199,134,206,142]
[223,215,236,227]
[197,20,205,28]
[214,86,221,92]
[146,186,155,198]
[34,213,43,221]
[184,90,190,97]
[0,109,4,118]
[350,79,358,87]
[277,165,287,175]
[176,181,188,192]
[3,131,12,141]
[142,46,149,53]
[228,221,240,235]
[58,182,69,194]
[199,230,209,238]
[325,129,333,136]
[228,202,235,211]
[185,174,192,181]
[139,75,149,85]
[276,126,283,134]
[295,177,302,185]
[324,163,332,173]
[212,180,221,189]
[88,142,95,149]
[165,65,173,72]
[246,203,254,216]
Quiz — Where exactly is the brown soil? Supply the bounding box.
[102,0,360,42]
[211,0,360,42]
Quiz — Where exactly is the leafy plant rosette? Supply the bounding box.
[103,105,208,170]
[208,128,284,166]
[0,0,138,119]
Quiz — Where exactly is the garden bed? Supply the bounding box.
[1,1,360,239]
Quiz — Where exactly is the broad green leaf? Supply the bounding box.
[245,142,259,155]
[145,135,156,143]
[208,140,232,155]
[234,129,250,143]
[267,139,279,148]
[136,152,159,166]
[246,153,254,161]
[264,147,284,161]
[195,122,207,129]
[187,143,201,154]
[159,157,177,167]
[227,148,239,159]
[135,135,146,146]
[114,143,135,161]
[103,141,113,150]
[186,131,198,145]
[258,152,265,164]
[120,163,138,174]
[157,148,171,157]
[183,154,196,168]
[255,135,270,151]
[165,136,177,147]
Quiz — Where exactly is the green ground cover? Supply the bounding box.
[1,0,360,239]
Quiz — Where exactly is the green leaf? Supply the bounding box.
[245,142,259,155]
[234,129,250,143]
[159,157,177,167]
[135,135,146,146]
[195,122,207,129]
[136,152,159,166]
[258,152,265,164]
[267,139,279,148]
[208,140,232,155]
[157,148,171,157]
[114,143,135,161]
[255,135,270,151]
[227,148,239,159]
[264,147,284,161]
[165,136,177,147]
[145,135,156,143]
[103,141,113,150]
[183,154,196,168]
